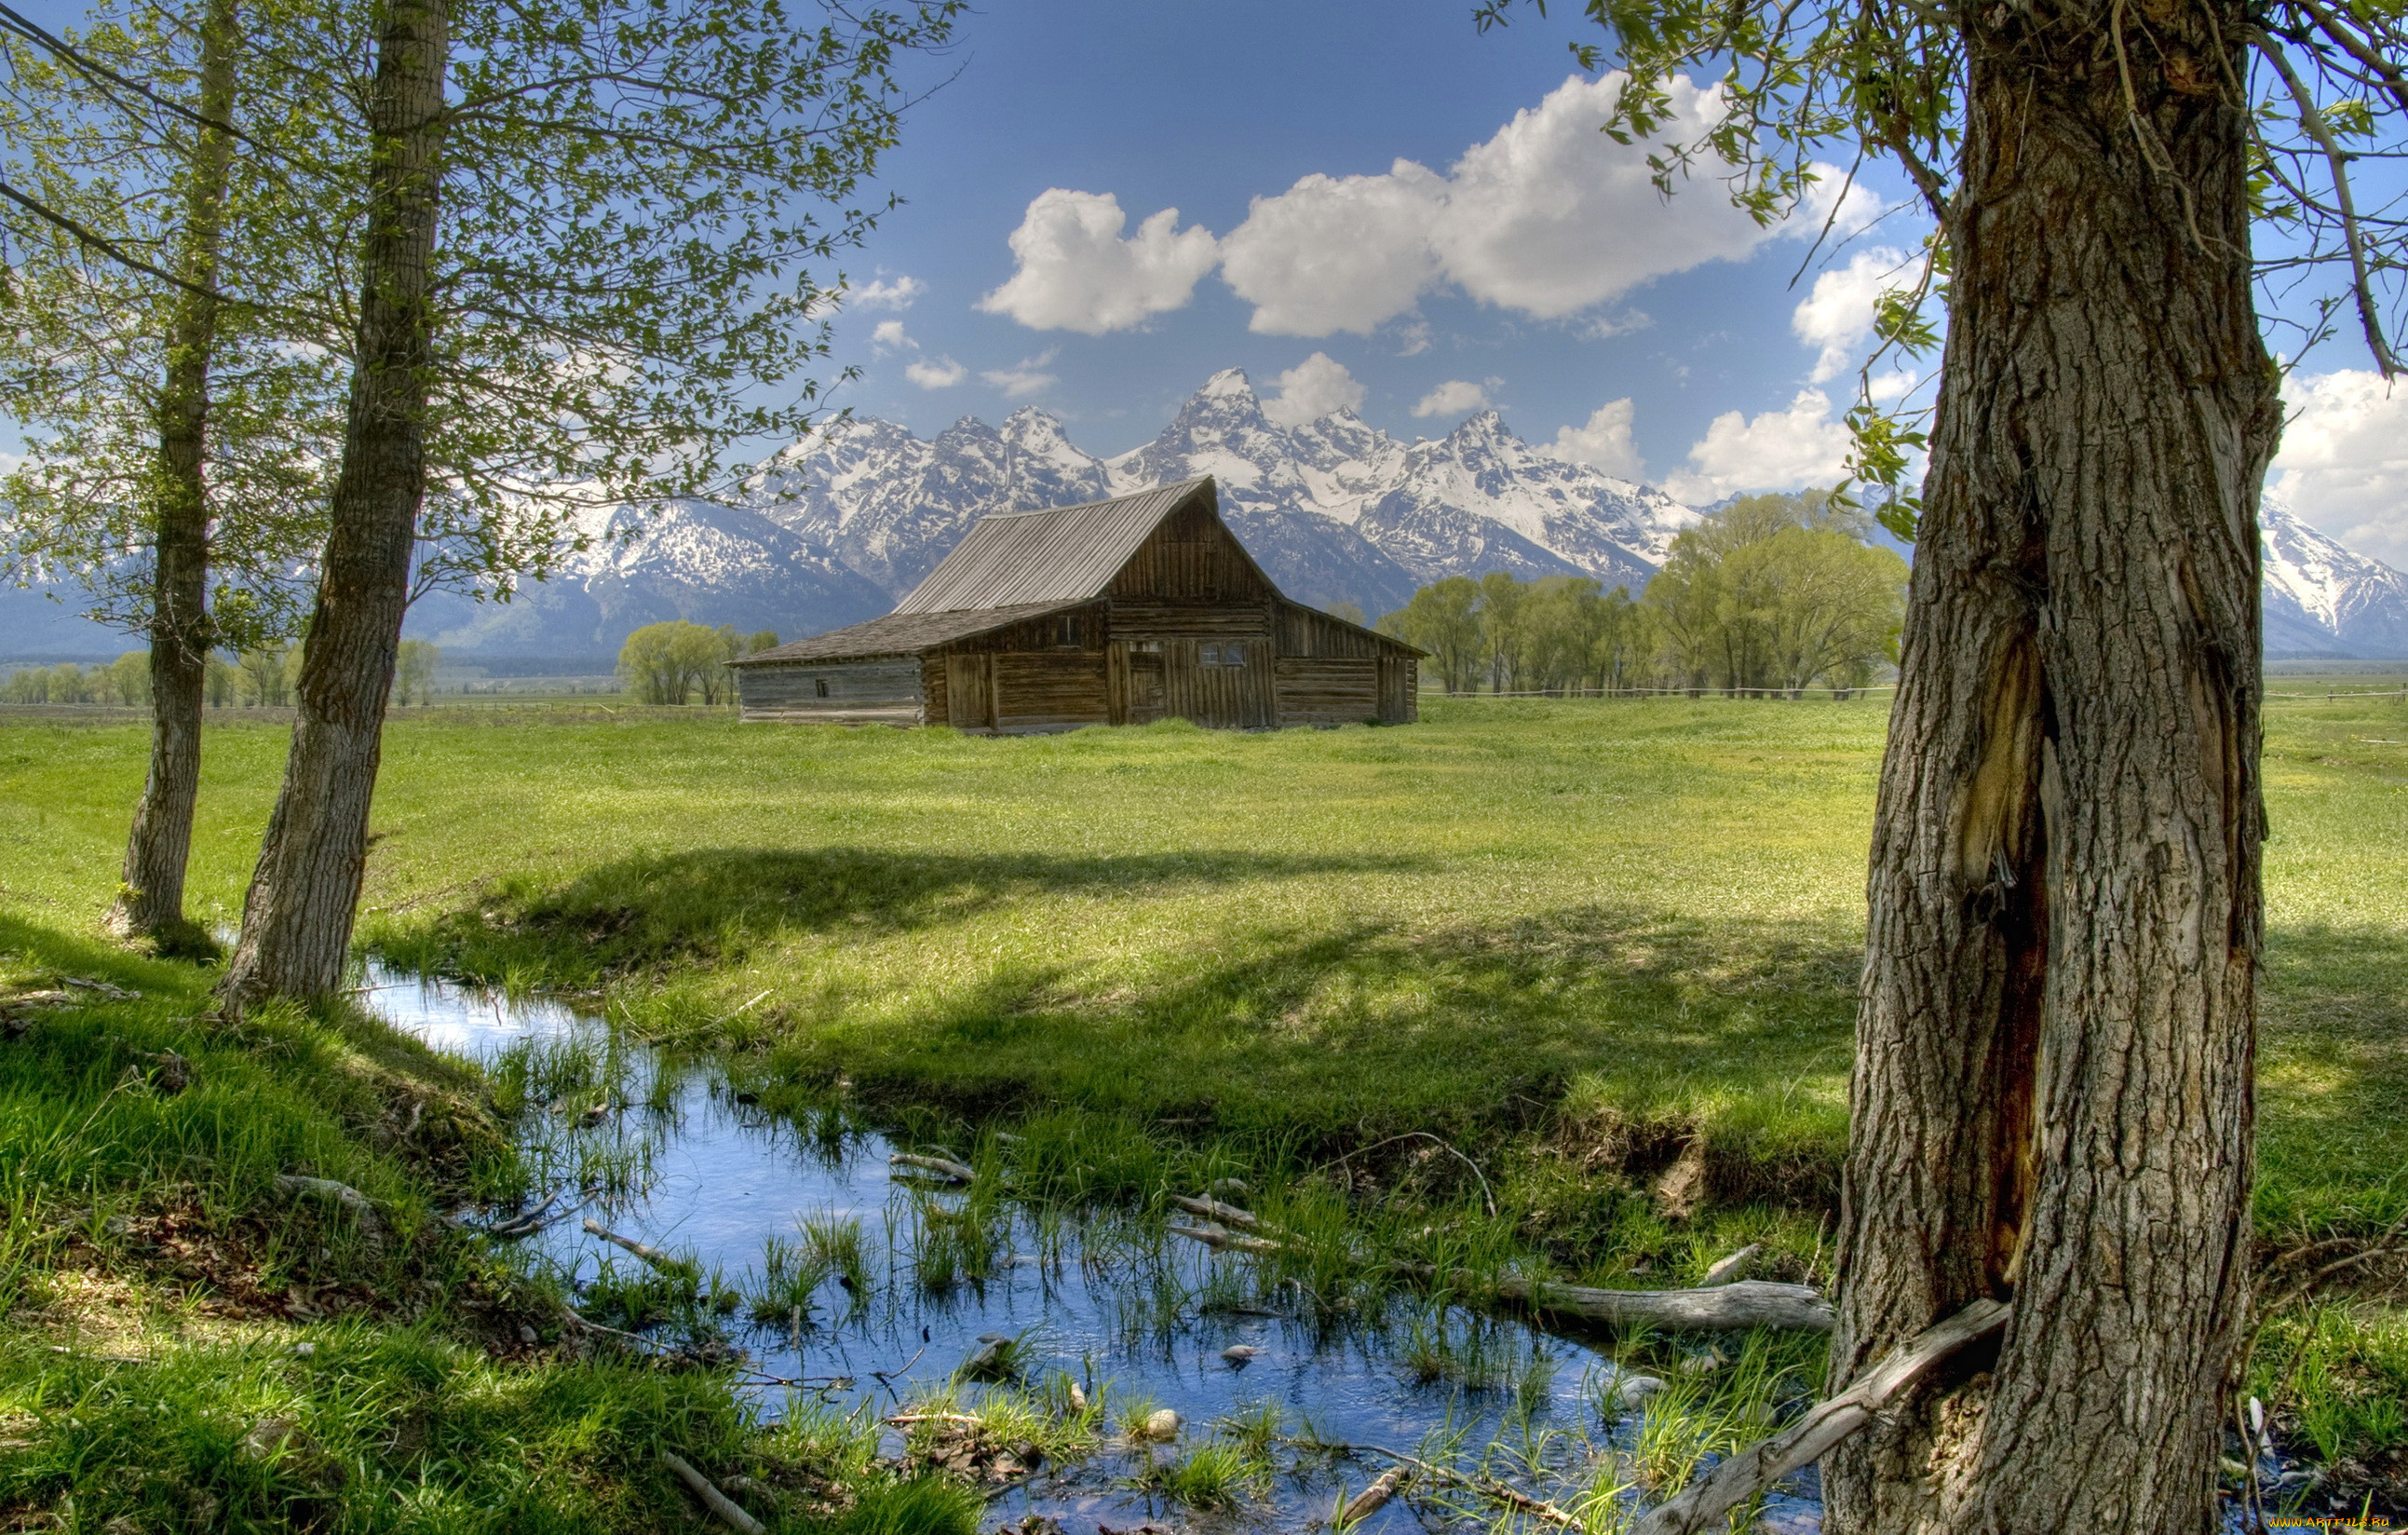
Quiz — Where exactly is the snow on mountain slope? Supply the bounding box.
[2260,500,2408,656]
[742,368,1698,618]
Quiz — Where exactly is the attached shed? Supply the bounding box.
[730,476,1421,732]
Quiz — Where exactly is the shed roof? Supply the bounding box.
[729,601,1079,666]
[891,478,1218,615]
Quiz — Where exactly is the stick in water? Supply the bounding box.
[887,1152,975,1184]
[582,1219,693,1275]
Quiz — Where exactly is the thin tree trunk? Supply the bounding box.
[1824,2,2279,1529]
[108,0,238,951]
[217,0,448,1010]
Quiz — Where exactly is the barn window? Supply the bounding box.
[814,677,829,698]
[1200,642,1244,668]
[1055,614,1081,647]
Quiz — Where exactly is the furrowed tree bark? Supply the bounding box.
[108,0,238,949]
[217,0,448,1010]
[1825,0,2279,1529]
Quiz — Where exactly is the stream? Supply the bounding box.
[366,961,2308,1533]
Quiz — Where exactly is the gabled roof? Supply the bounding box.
[891,477,1218,615]
[729,601,1080,666]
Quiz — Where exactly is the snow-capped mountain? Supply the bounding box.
[742,367,1697,618]
[2259,501,2408,657]
[404,496,887,656]
[7,368,2407,660]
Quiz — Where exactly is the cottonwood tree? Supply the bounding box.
[0,0,345,949]
[1482,0,2408,1525]
[216,0,960,1007]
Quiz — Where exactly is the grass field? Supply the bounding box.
[3,688,2406,1509]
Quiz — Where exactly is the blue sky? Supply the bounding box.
[818,0,1920,502]
[818,0,2408,560]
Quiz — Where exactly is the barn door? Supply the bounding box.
[1110,641,1165,725]
[946,654,994,731]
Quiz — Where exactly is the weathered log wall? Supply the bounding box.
[737,659,924,725]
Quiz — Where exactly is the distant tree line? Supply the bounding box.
[1378,491,1908,698]
[5,640,440,708]
[617,622,778,705]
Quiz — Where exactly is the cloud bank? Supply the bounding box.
[983,74,1879,339]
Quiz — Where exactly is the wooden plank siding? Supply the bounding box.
[731,477,1421,732]
[737,658,924,726]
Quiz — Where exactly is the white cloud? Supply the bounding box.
[1413,379,1493,419]
[1218,73,1847,337]
[978,190,1219,334]
[850,275,925,311]
[1261,352,1368,426]
[1665,388,1853,503]
[1798,171,1886,241]
[1219,162,1445,336]
[2269,369,2408,565]
[871,319,914,352]
[1792,247,1911,383]
[1548,399,1644,479]
[982,351,1060,398]
[904,356,967,388]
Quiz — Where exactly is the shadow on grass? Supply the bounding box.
[759,903,1867,1212]
[372,845,1432,983]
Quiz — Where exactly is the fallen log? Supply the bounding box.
[660,1449,766,1535]
[888,1152,975,1184]
[582,1219,694,1276]
[1168,1221,1281,1256]
[1629,1298,2010,1535]
[274,1175,384,1241]
[1338,1466,1408,1528]
[1492,1276,1833,1332]
[1170,1193,1273,1231]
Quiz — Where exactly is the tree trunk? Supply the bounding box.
[217,0,448,1010]
[1824,2,2279,1530]
[108,0,239,951]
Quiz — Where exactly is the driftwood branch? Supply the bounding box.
[1629,1298,2010,1535]
[1698,1243,1760,1286]
[582,1218,693,1275]
[888,1152,975,1184]
[1169,1221,1282,1256]
[1337,1466,1409,1527]
[1492,1276,1834,1331]
[1171,1193,1273,1230]
[1347,1444,1579,1527]
[660,1449,765,1535]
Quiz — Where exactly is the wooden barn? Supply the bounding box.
[729,476,1421,732]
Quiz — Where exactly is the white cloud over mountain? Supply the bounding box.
[2270,368,2408,566]
[1413,379,1494,418]
[981,351,1060,398]
[1549,399,1644,479]
[1261,352,1366,427]
[1666,388,1853,503]
[976,190,1219,334]
[983,74,1876,339]
[904,356,967,388]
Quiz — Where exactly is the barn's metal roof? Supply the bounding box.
[890,478,1217,615]
[728,601,1084,666]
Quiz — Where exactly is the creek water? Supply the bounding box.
[359,960,1828,1533]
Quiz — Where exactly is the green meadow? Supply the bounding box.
[2,689,2405,1517]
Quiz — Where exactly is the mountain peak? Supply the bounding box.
[1197,367,1258,401]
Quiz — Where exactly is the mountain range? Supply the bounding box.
[6,368,2405,659]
